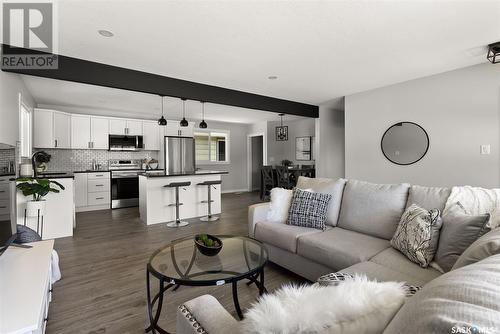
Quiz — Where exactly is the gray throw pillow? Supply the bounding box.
[434,202,491,272]
[287,188,332,230]
[391,204,443,268]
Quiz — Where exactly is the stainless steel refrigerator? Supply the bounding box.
[164,136,196,174]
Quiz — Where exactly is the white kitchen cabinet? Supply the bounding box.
[34,109,72,149]
[165,121,194,137]
[75,172,111,212]
[53,112,71,149]
[143,121,160,150]
[90,117,109,149]
[71,115,91,149]
[34,109,54,148]
[126,120,143,135]
[109,119,127,135]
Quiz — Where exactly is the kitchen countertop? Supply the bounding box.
[140,170,228,177]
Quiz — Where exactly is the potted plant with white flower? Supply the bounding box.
[16,178,65,216]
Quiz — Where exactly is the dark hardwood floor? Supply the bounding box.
[47,191,304,334]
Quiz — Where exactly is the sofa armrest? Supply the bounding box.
[248,202,271,237]
[176,295,239,334]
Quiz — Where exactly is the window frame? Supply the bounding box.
[194,129,230,165]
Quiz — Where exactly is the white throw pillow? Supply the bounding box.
[241,275,406,334]
[266,187,293,223]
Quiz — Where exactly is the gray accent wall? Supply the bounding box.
[195,120,250,193]
[316,100,345,179]
[267,118,316,166]
[345,63,500,188]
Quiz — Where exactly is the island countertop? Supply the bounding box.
[139,170,228,178]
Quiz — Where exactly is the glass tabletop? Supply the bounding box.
[148,235,268,285]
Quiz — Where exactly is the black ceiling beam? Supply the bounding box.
[1,45,318,118]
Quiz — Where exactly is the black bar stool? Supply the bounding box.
[197,180,222,222]
[164,181,191,228]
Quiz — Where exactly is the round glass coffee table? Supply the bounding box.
[145,235,268,334]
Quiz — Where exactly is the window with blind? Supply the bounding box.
[194,131,229,163]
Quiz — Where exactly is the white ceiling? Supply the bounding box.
[21,75,305,123]
[17,0,500,105]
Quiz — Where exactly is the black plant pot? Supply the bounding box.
[194,234,223,256]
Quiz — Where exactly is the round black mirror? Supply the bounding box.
[381,122,429,165]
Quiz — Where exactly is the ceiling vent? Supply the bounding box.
[487,42,500,64]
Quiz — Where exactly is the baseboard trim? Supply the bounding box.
[221,188,249,194]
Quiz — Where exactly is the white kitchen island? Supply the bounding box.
[139,171,227,225]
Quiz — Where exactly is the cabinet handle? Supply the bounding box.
[95,197,104,200]
[95,174,104,177]
[91,142,94,148]
[0,206,7,209]
[95,184,104,187]
[54,139,58,148]
[88,141,91,148]
[0,190,5,193]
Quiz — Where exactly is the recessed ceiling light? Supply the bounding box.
[268,75,278,80]
[98,30,114,37]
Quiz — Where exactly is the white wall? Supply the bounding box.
[0,72,35,147]
[345,63,500,188]
[316,102,345,179]
[267,118,315,165]
[195,120,250,193]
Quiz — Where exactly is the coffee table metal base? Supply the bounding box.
[145,268,267,334]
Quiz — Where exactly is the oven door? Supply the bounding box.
[111,171,139,209]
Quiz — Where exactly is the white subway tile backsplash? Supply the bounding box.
[0,148,15,173]
[35,148,159,171]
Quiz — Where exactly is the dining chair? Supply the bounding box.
[299,164,315,178]
[261,166,275,200]
[276,165,293,189]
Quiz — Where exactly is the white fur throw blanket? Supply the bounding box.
[241,275,406,334]
[444,186,500,229]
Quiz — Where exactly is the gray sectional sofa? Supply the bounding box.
[177,177,500,333]
[249,177,445,286]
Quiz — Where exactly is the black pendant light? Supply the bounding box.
[180,98,189,127]
[199,101,208,129]
[157,95,167,126]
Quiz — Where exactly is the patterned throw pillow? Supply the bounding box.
[391,204,443,268]
[287,188,332,230]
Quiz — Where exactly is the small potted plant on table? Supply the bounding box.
[16,178,65,217]
[194,234,223,256]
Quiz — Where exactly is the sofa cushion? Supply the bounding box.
[337,180,410,240]
[384,254,500,334]
[371,248,441,285]
[342,261,430,287]
[254,221,321,253]
[296,176,347,227]
[405,185,451,212]
[452,226,500,270]
[435,202,491,272]
[297,228,390,270]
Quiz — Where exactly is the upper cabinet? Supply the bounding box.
[90,117,109,149]
[71,115,91,149]
[34,109,170,151]
[143,121,160,151]
[34,109,71,149]
[53,112,71,148]
[109,119,143,135]
[109,119,127,135]
[165,121,194,137]
[71,115,109,149]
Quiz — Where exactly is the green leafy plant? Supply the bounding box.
[281,159,293,166]
[16,178,65,201]
[197,234,220,248]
